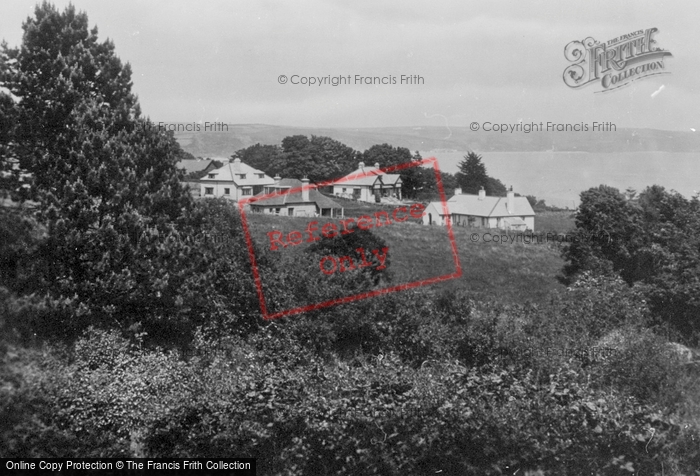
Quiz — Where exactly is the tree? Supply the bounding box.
[306,223,391,287]
[562,185,644,283]
[266,135,357,183]
[186,159,224,180]
[563,184,700,341]
[455,152,488,194]
[635,186,700,338]
[361,143,413,169]
[4,3,139,181]
[0,3,231,343]
[234,143,283,175]
[485,176,508,197]
[361,144,428,199]
[526,195,548,212]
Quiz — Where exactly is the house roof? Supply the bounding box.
[199,159,275,186]
[334,163,402,188]
[251,178,342,209]
[176,159,216,175]
[502,217,528,226]
[430,193,535,218]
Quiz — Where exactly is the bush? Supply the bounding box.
[2,322,699,474]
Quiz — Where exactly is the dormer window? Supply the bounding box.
[257,173,265,178]
[238,174,247,179]
[208,173,216,179]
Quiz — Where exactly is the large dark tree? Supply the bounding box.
[0,3,238,343]
[562,185,644,282]
[562,184,700,342]
[264,135,357,183]
[485,176,508,197]
[4,3,139,180]
[361,143,413,168]
[455,152,488,195]
[306,223,391,287]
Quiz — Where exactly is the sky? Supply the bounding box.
[1,0,698,131]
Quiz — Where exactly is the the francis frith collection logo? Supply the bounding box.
[563,28,672,93]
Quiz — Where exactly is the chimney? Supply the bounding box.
[232,157,241,172]
[507,186,515,214]
[478,186,485,200]
[358,161,365,171]
[374,162,380,169]
[302,177,310,202]
[454,187,462,195]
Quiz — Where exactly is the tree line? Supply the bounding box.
[234,138,459,200]
[234,141,559,208]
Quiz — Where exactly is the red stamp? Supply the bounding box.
[238,157,461,320]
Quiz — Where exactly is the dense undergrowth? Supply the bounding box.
[3,275,700,475]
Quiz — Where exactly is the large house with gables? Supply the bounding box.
[331,162,402,203]
[199,158,275,201]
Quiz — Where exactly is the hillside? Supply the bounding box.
[174,123,700,158]
[244,212,566,307]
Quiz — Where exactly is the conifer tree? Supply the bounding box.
[455,152,488,194]
[0,3,223,342]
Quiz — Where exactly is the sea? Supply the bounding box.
[420,150,700,209]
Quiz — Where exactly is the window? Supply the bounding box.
[242,188,252,196]
[342,188,347,193]
[208,173,216,179]
[238,174,247,179]
[257,173,265,178]
[275,208,281,214]
[204,187,214,195]
[288,208,294,216]
[224,188,230,195]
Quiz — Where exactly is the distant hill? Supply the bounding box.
[174,124,700,158]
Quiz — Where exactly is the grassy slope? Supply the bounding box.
[244,211,566,306]
[535,210,576,233]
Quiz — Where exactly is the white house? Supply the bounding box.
[423,187,535,231]
[332,162,402,203]
[199,158,275,200]
[250,177,343,217]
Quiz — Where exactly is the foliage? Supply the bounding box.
[525,195,566,212]
[0,4,273,348]
[2,324,697,475]
[184,159,223,180]
[455,151,487,194]
[455,151,507,196]
[563,184,700,342]
[234,143,283,176]
[405,164,458,201]
[268,135,358,183]
[306,222,391,285]
[360,144,424,199]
